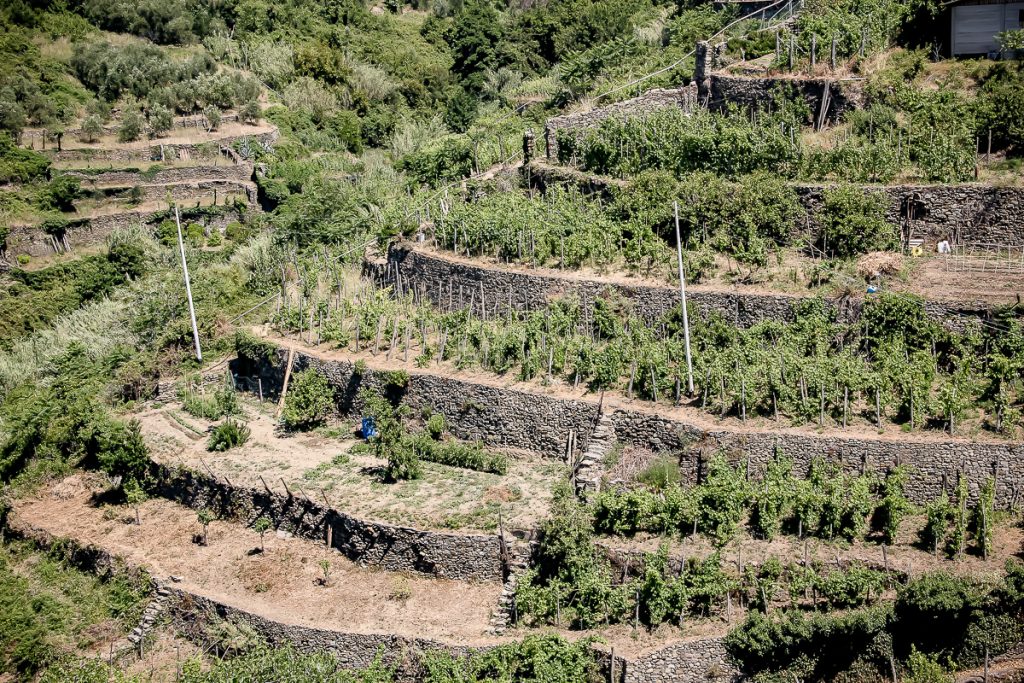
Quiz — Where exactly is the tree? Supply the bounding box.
[281,370,335,431]
[118,110,143,142]
[148,103,173,137]
[97,418,150,482]
[124,478,147,525]
[78,116,102,143]
[197,509,214,545]
[359,387,420,481]
[39,176,81,212]
[240,99,261,125]
[203,105,221,131]
[253,516,271,552]
[449,0,504,88]
[818,185,895,258]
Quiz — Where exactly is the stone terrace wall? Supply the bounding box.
[625,638,740,683]
[7,518,723,683]
[4,205,246,260]
[153,463,504,582]
[796,184,1024,247]
[384,243,832,328]
[96,180,256,205]
[240,345,1024,507]
[707,74,865,125]
[167,589,493,676]
[526,161,1024,249]
[381,244,1001,331]
[46,131,278,164]
[238,351,595,462]
[66,162,253,187]
[544,86,699,160]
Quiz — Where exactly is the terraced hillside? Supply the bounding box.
[1,0,1024,680]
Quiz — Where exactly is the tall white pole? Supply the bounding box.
[175,206,203,362]
[674,202,694,396]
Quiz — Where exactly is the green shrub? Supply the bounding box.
[408,433,508,474]
[426,413,445,440]
[359,387,419,481]
[96,418,150,482]
[398,136,474,186]
[282,370,335,431]
[118,110,143,142]
[234,331,278,365]
[818,185,896,259]
[207,419,251,452]
[182,387,239,420]
[0,137,50,183]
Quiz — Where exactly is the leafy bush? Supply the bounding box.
[426,412,445,440]
[0,137,50,183]
[408,433,509,474]
[207,419,251,452]
[281,370,335,431]
[182,386,239,420]
[818,185,896,258]
[96,418,150,482]
[359,387,419,480]
[399,136,474,186]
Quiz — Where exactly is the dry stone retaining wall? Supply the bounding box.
[65,162,253,186]
[6,518,721,683]
[46,131,278,164]
[4,205,247,260]
[92,180,255,205]
[624,638,740,683]
[380,244,1001,330]
[706,74,865,125]
[544,86,698,160]
[526,161,1024,248]
[239,345,1024,507]
[153,463,505,582]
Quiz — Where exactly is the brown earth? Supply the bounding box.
[10,474,713,659]
[13,473,504,645]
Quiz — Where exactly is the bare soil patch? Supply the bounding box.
[139,401,565,534]
[13,474,504,645]
[12,474,713,659]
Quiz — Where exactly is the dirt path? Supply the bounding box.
[13,474,504,645]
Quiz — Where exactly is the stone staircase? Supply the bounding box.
[574,412,616,498]
[124,581,172,653]
[488,543,532,635]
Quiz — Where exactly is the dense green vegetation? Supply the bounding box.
[358,385,510,476]
[0,239,146,351]
[0,540,149,680]
[726,562,1024,682]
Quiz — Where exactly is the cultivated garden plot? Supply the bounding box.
[139,399,565,533]
[261,261,1024,440]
